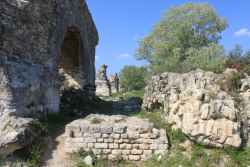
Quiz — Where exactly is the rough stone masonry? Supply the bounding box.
[0,0,98,155]
[0,0,98,115]
[65,114,168,161]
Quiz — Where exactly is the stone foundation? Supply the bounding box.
[65,114,168,161]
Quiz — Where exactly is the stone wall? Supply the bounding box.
[143,69,244,148]
[0,0,98,115]
[65,114,168,161]
[0,0,98,155]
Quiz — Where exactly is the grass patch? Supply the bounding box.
[224,147,250,167]
[136,110,167,129]
[144,149,193,167]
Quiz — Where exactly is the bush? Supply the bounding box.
[119,66,148,92]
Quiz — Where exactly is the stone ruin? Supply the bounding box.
[0,0,98,155]
[65,114,168,161]
[95,64,111,96]
[96,64,120,96]
[143,69,250,148]
[109,73,120,94]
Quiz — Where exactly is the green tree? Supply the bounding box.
[228,44,243,59]
[185,43,226,73]
[119,66,148,92]
[136,3,227,73]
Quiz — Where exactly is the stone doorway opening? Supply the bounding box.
[59,27,83,90]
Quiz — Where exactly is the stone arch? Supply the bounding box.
[58,26,88,90]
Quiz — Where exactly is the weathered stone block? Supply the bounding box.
[128,155,141,161]
[95,143,108,149]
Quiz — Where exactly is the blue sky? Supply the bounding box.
[87,0,250,74]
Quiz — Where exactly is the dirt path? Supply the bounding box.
[42,131,75,167]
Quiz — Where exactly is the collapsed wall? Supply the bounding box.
[65,114,168,161]
[143,69,246,148]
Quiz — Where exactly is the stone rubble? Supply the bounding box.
[64,114,168,161]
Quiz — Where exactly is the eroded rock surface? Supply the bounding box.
[64,114,168,161]
[0,113,41,156]
[143,69,243,148]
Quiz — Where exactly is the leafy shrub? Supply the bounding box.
[119,66,148,92]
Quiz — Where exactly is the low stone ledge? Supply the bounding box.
[64,114,168,161]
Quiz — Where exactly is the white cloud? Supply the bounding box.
[116,53,131,59]
[234,28,250,37]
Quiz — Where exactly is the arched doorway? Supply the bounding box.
[58,27,83,90]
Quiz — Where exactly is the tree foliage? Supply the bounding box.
[226,44,250,75]
[119,66,148,92]
[136,3,227,73]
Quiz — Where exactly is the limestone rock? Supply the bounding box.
[143,69,243,148]
[0,113,41,155]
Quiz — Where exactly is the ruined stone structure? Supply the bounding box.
[109,73,120,94]
[0,0,98,116]
[143,69,247,148]
[65,114,168,161]
[0,0,98,155]
[95,64,111,96]
[96,65,120,96]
